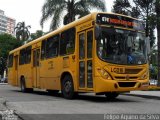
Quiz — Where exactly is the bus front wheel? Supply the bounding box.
[105,92,119,100]
[62,75,75,99]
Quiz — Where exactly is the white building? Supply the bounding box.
[0,9,16,36]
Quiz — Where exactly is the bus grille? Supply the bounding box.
[115,76,138,80]
[124,69,142,74]
[118,82,136,87]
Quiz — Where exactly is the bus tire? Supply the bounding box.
[20,77,27,92]
[61,75,75,99]
[105,92,119,100]
[20,77,33,93]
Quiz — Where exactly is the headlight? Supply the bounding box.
[139,70,148,80]
[97,68,112,80]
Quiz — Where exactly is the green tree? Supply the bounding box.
[112,0,156,48]
[112,0,140,18]
[31,30,44,40]
[0,33,22,76]
[133,0,155,38]
[14,22,31,41]
[155,0,160,86]
[40,0,106,30]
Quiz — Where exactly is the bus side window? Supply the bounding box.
[60,28,75,55]
[26,46,31,64]
[19,49,26,65]
[46,35,59,58]
[41,40,46,60]
[8,54,13,68]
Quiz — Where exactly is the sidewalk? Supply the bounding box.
[0,83,8,85]
[0,98,7,111]
[0,98,18,120]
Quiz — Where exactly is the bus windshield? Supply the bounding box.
[97,27,147,65]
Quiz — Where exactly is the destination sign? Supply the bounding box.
[96,13,144,31]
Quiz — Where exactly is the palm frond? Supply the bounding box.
[41,0,106,29]
[40,0,66,28]
[50,7,64,30]
[79,0,106,12]
[14,22,31,41]
[74,8,90,18]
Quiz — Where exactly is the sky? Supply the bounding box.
[0,0,114,33]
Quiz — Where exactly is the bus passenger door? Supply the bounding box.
[33,49,40,88]
[78,29,93,90]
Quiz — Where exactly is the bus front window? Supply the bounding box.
[97,27,147,65]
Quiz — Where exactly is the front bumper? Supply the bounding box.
[94,76,149,93]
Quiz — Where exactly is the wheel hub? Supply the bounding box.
[64,81,71,93]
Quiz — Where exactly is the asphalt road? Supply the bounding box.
[0,84,160,120]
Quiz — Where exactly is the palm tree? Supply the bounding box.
[14,22,31,41]
[40,0,106,30]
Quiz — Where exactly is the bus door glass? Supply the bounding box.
[33,49,40,88]
[78,29,93,90]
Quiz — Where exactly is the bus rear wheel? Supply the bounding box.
[105,92,119,100]
[62,75,75,99]
[20,77,33,93]
[20,78,26,92]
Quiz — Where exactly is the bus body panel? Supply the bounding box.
[18,64,32,88]
[8,12,149,96]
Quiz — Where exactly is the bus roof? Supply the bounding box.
[9,12,139,54]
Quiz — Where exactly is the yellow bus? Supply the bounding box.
[8,12,149,99]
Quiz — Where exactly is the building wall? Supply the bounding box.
[0,10,7,34]
[0,9,16,36]
[6,17,16,35]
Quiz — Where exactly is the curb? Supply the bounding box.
[0,98,7,111]
[0,97,22,120]
[0,83,8,85]
[123,93,160,100]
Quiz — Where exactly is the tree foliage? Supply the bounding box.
[112,0,132,16]
[155,0,160,86]
[40,0,106,30]
[0,34,22,76]
[31,30,44,40]
[14,22,31,41]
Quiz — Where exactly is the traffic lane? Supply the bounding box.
[1,85,139,103]
[6,93,160,120]
[6,94,160,114]
[1,85,160,114]
[1,85,160,120]
[0,85,135,102]
[0,85,62,102]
